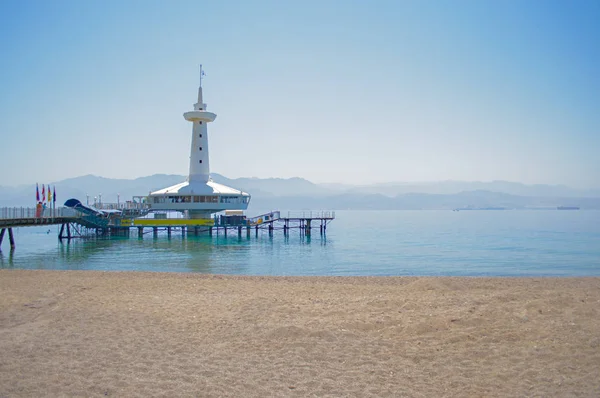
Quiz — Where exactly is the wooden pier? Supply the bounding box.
[0,208,335,250]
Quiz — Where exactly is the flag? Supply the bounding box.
[36,183,40,202]
[47,185,52,203]
[42,185,45,202]
[53,186,56,204]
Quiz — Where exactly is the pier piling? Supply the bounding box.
[8,228,15,249]
[0,208,334,245]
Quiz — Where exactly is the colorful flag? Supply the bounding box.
[47,185,52,203]
[42,185,45,202]
[53,186,56,204]
[36,183,40,202]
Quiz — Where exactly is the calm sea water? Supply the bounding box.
[1,210,599,276]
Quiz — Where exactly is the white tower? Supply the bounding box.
[147,66,250,219]
[183,65,216,183]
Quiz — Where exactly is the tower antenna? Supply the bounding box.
[199,64,204,87]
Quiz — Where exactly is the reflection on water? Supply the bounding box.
[0,249,15,268]
[1,211,599,276]
[1,227,328,275]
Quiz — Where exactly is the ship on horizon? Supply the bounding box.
[453,206,507,211]
[557,206,580,210]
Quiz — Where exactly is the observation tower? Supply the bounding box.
[147,66,250,219]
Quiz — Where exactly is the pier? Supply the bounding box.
[0,207,335,250]
[0,207,80,249]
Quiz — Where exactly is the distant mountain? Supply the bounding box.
[0,174,186,208]
[322,180,600,198]
[0,174,598,210]
[210,173,332,197]
[0,173,329,207]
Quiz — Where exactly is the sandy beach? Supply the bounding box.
[0,270,599,397]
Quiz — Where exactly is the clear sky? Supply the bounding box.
[0,0,598,188]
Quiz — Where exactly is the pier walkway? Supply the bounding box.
[0,207,112,249]
[1,207,79,227]
[0,207,335,250]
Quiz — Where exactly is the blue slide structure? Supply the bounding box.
[63,198,116,228]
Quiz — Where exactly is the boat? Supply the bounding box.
[453,207,507,211]
[557,206,580,210]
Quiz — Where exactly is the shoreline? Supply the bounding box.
[2,270,599,397]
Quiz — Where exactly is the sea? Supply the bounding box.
[1,210,599,277]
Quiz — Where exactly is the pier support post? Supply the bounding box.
[268,223,273,236]
[306,219,311,236]
[8,228,15,249]
[255,225,258,237]
[167,227,171,237]
[238,225,242,238]
[209,227,213,237]
[0,228,5,249]
[224,227,227,237]
[246,226,250,238]
[153,227,157,237]
[138,227,144,238]
[66,224,72,239]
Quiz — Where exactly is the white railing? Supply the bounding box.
[246,211,281,225]
[0,207,79,220]
[286,211,336,219]
[91,202,150,211]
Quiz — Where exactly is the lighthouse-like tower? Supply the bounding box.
[147,66,251,219]
[184,65,216,184]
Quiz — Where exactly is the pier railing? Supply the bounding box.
[246,211,281,225]
[285,211,335,219]
[0,207,79,220]
[92,202,150,211]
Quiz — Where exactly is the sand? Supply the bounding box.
[0,270,599,397]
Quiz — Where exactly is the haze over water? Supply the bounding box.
[2,210,599,277]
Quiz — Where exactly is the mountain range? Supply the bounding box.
[1,174,598,210]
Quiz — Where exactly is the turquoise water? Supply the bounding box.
[1,210,599,276]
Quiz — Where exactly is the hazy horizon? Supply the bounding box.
[2,172,600,192]
[1,1,598,189]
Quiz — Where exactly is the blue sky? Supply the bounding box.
[0,0,598,188]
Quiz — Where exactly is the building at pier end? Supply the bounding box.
[147,66,250,219]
